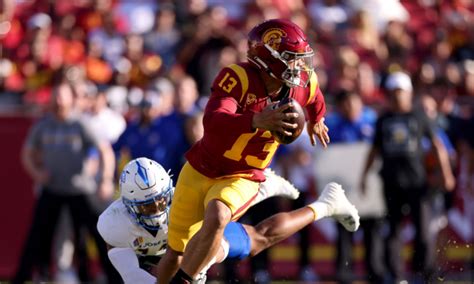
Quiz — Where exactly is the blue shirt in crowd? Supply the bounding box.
[113,113,188,182]
[324,107,377,144]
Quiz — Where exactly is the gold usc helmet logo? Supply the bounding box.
[262,28,287,50]
[246,93,256,105]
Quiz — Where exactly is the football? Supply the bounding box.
[272,97,306,144]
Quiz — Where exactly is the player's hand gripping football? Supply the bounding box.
[307,117,330,148]
[252,101,299,135]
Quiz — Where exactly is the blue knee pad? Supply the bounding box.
[223,222,251,260]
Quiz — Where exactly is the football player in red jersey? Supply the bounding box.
[157,19,332,283]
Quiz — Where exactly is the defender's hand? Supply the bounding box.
[307,117,330,148]
[252,101,299,136]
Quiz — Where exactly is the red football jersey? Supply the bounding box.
[186,63,326,182]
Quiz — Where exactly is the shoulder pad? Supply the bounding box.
[97,200,135,248]
[213,64,250,105]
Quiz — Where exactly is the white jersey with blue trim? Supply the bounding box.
[97,198,168,257]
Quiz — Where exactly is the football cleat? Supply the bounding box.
[317,182,360,232]
[252,168,300,206]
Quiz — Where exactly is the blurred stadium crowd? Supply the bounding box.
[0,0,473,283]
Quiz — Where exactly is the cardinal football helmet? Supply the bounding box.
[247,19,314,87]
[120,157,173,231]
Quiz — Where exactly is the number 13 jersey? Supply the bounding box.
[186,62,326,182]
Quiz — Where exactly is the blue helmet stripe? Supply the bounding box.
[136,161,150,187]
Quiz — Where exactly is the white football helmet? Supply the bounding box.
[120,157,174,231]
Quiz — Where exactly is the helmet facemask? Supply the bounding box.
[123,184,173,231]
[259,43,314,88]
[280,48,314,87]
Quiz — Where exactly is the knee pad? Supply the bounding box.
[223,222,251,260]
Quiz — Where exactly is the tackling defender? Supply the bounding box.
[97,157,359,283]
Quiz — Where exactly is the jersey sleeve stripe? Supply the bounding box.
[229,64,249,104]
[306,72,319,106]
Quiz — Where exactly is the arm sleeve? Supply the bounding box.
[203,66,255,134]
[108,247,156,284]
[97,210,133,248]
[304,73,326,123]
